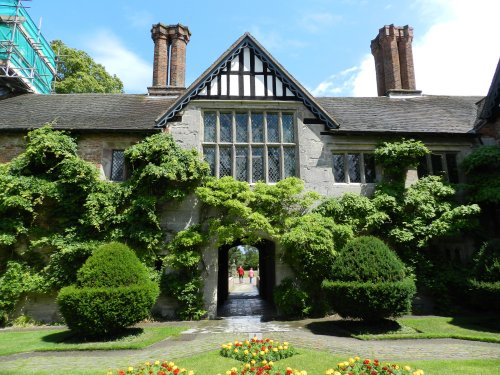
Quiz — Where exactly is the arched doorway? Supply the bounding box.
[217,239,275,316]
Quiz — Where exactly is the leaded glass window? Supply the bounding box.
[204,112,216,142]
[111,150,125,181]
[236,113,248,143]
[282,114,294,143]
[267,113,279,142]
[235,147,248,181]
[252,113,264,142]
[333,154,345,182]
[219,147,232,177]
[284,147,296,178]
[268,147,280,183]
[252,147,264,182]
[333,152,377,184]
[417,152,460,183]
[364,154,376,183]
[202,111,296,183]
[220,113,232,142]
[203,146,216,176]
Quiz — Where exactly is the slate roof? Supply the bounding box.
[317,95,482,134]
[0,92,483,135]
[477,58,500,122]
[0,93,174,132]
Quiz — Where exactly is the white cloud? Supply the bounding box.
[84,30,152,94]
[328,0,500,96]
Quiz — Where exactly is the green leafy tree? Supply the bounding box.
[51,40,123,93]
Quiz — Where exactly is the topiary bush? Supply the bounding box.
[322,236,416,321]
[57,242,159,337]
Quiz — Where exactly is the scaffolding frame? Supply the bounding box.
[0,0,56,94]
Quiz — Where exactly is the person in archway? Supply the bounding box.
[237,265,244,283]
[248,267,255,284]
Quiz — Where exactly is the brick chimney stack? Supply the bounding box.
[371,25,419,96]
[148,23,191,96]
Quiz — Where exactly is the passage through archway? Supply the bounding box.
[217,239,276,317]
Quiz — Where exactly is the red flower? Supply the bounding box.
[118,371,125,375]
[364,359,371,365]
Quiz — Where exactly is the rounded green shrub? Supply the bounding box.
[76,242,150,287]
[57,242,159,336]
[323,236,416,321]
[273,278,311,318]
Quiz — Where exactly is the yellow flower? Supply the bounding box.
[283,342,289,346]
[278,345,283,350]
[273,348,278,352]
[226,371,231,375]
[354,356,360,361]
[245,340,250,345]
[155,361,160,366]
[283,346,288,350]
[260,351,265,356]
[264,348,269,353]
[127,367,134,373]
[234,348,239,353]
[334,372,341,375]
[231,367,237,372]
[300,371,307,375]
[252,353,257,357]
[107,372,113,375]
[404,366,412,371]
[262,360,268,365]
[169,362,175,367]
[269,361,274,367]
[188,371,194,375]
[245,364,251,369]
[244,349,249,355]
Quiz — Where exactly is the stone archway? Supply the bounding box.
[217,239,276,315]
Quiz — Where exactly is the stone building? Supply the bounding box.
[0,21,496,319]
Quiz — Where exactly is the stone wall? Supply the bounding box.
[0,132,26,163]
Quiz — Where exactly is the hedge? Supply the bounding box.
[322,278,416,321]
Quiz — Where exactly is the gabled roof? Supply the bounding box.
[155,33,339,129]
[478,58,500,122]
[0,94,173,132]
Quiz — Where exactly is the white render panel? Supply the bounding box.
[266,76,273,96]
[255,75,265,96]
[199,87,207,96]
[210,77,218,94]
[276,79,283,96]
[254,56,263,72]
[243,48,251,71]
[230,57,239,72]
[286,88,293,96]
[243,75,251,96]
[220,75,227,96]
[229,74,239,96]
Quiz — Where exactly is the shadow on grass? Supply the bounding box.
[41,327,144,344]
[449,316,500,334]
[306,319,410,338]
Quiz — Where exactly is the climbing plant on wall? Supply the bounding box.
[0,125,208,323]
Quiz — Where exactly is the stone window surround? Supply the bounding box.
[101,141,134,181]
[332,151,378,184]
[200,105,299,183]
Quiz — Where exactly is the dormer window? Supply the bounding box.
[202,111,296,183]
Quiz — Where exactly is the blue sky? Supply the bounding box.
[27,0,499,96]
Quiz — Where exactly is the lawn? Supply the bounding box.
[0,325,185,356]
[305,315,500,343]
[1,349,498,375]
[354,316,500,342]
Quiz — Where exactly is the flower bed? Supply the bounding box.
[220,337,296,362]
[325,357,424,375]
[107,360,194,375]
[219,360,306,375]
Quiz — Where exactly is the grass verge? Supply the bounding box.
[351,316,500,342]
[0,325,185,356]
